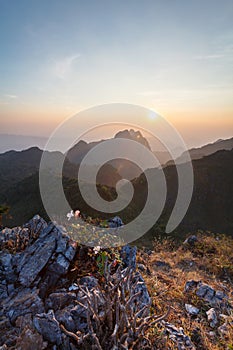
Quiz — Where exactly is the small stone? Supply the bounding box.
[55,306,76,332]
[215,290,226,300]
[69,283,79,291]
[33,310,62,345]
[209,331,216,337]
[145,249,153,256]
[163,321,196,349]
[185,304,200,315]
[184,280,199,293]
[218,322,228,335]
[196,283,215,303]
[206,308,218,328]
[184,235,198,246]
[64,241,77,261]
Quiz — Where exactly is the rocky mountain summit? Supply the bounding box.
[0,216,232,349]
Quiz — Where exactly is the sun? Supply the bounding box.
[148,111,157,121]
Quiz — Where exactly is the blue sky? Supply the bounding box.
[0,0,233,146]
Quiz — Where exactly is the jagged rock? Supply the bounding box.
[33,310,63,345]
[184,280,199,293]
[120,245,137,269]
[24,215,48,235]
[15,326,44,350]
[196,284,215,301]
[184,280,228,309]
[15,314,34,329]
[196,283,227,307]
[162,321,196,349]
[70,304,89,332]
[206,308,218,328]
[130,271,151,317]
[215,291,226,300]
[45,292,76,311]
[0,227,30,251]
[2,288,44,324]
[185,304,199,316]
[0,215,48,253]
[13,221,78,295]
[55,306,77,333]
[0,252,16,285]
[17,232,58,287]
[0,252,14,300]
[184,235,198,246]
[0,216,153,349]
[0,280,8,299]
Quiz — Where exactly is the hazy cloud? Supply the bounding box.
[52,54,81,79]
[4,94,18,99]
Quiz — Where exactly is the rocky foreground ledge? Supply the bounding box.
[0,215,157,350]
[1,216,232,349]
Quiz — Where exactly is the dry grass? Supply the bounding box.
[137,233,233,349]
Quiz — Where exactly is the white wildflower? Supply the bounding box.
[67,210,74,221]
[93,246,101,254]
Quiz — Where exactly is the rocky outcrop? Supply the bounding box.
[162,321,196,350]
[0,215,153,349]
[184,280,229,309]
[0,215,78,348]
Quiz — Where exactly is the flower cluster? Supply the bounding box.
[66,210,80,221]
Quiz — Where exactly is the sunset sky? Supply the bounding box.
[0,0,233,148]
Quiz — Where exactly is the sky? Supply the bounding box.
[0,0,233,148]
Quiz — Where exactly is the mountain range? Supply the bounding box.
[171,137,233,165]
[0,131,232,241]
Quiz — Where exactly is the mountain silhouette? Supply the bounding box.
[1,145,232,239]
[66,129,151,180]
[173,137,233,165]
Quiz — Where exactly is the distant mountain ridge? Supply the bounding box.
[0,129,152,192]
[0,147,65,193]
[1,148,233,238]
[0,132,233,237]
[175,136,233,164]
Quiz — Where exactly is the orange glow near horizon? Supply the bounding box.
[1,100,232,149]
